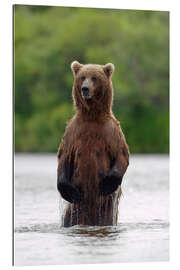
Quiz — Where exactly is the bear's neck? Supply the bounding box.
[74,86,113,122]
[77,105,112,122]
[77,97,113,122]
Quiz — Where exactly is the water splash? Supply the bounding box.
[70,204,73,226]
[99,195,102,225]
[59,197,69,227]
[59,198,63,227]
[104,198,108,224]
[112,191,118,225]
[76,204,79,224]
[59,188,121,227]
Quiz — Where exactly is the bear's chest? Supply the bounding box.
[71,122,113,177]
[74,123,107,152]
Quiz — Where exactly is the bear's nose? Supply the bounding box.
[81,86,90,97]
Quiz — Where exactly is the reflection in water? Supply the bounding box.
[14,154,169,265]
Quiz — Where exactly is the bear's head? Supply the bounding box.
[71,61,115,115]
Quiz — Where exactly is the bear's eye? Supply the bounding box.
[81,76,86,82]
[92,76,97,82]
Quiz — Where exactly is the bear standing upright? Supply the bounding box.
[57,61,129,227]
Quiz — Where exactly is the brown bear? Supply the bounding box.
[57,61,129,227]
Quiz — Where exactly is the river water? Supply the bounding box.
[14,154,169,265]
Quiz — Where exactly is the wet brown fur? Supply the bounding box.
[57,62,129,227]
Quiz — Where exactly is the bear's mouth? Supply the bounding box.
[81,85,92,100]
[81,91,91,100]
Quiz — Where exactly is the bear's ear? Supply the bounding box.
[71,61,83,76]
[103,63,115,78]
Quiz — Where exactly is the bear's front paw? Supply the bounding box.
[99,170,122,196]
[57,181,83,203]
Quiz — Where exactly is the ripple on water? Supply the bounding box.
[15,221,169,236]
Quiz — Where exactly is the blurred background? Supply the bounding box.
[14,5,169,153]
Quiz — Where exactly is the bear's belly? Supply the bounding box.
[72,146,110,192]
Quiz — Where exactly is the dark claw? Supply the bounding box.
[99,170,122,196]
[57,181,83,203]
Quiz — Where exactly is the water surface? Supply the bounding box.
[14,154,169,265]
